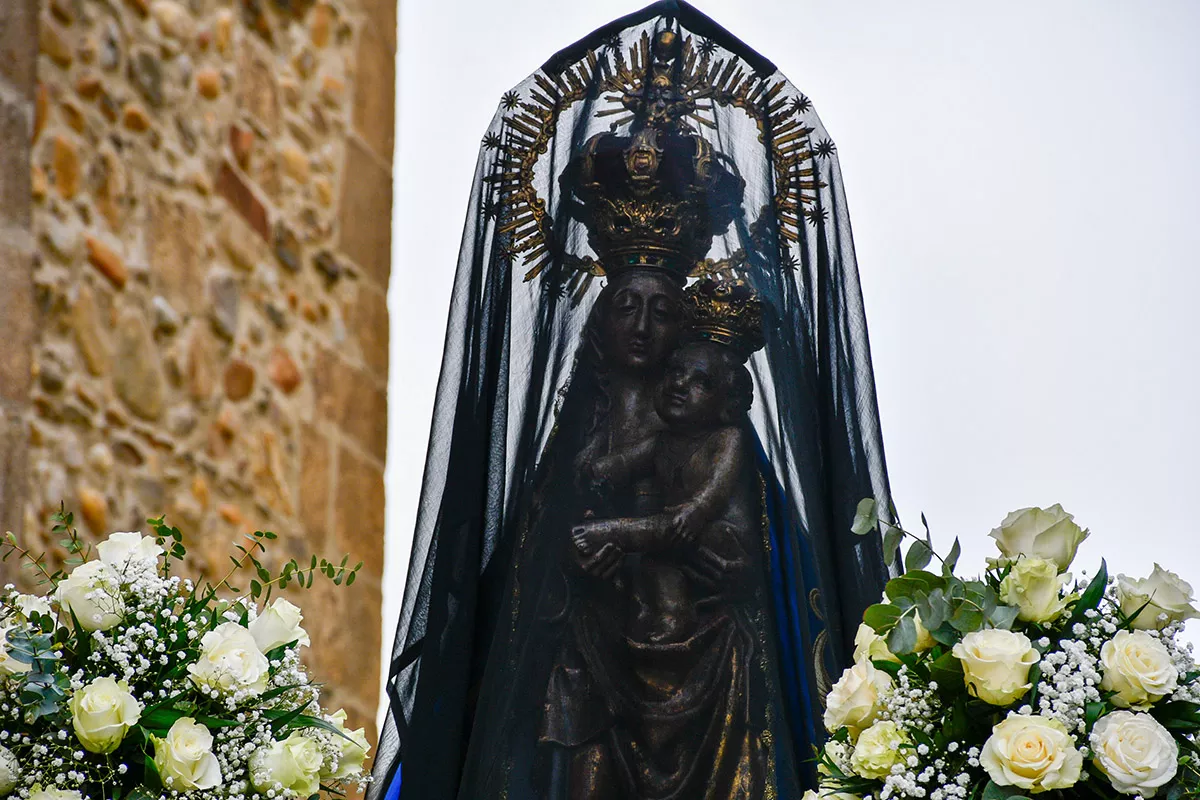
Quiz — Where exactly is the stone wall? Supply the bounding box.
[2,0,395,744]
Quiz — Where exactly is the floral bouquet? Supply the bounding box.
[814,501,1200,800]
[0,509,370,800]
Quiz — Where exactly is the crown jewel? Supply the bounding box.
[569,30,745,279]
[686,278,765,359]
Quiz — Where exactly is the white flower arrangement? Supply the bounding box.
[0,508,369,799]
[817,500,1200,800]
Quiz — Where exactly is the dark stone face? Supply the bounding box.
[656,342,730,428]
[601,271,683,373]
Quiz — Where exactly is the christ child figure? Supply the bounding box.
[572,278,765,643]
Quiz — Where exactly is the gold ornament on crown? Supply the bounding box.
[485,27,828,303]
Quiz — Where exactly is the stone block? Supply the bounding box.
[0,0,38,93]
[313,350,386,465]
[337,137,391,288]
[351,23,394,165]
[304,575,382,716]
[335,444,384,577]
[113,310,166,420]
[359,0,397,53]
[0,239,33,404]
[298,422,330,543]
[149,196,206,309]
[0,97,31,229]
[345,284,388,381]
[0,408,28,551]
[216,161,269,241]
[236,37,279,134]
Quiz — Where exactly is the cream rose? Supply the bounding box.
[250,731,325,797]
[1090,710,1178,797]
[823,659,892,735]
[953,629,1039,706]
[980,714,1083,792]
[187,622,270,698]
[999,557,1073,623]
[0,745,19,794]
[96,531,163,574]
[69,676,143,754]
[803,791,861,800]
[988,505,1088,572]
[1100,630,1179,709]
[153,717,224,791]
[14,593,55,622]
[1116,564,1200,631]
[849,720,909,779]
[852,622,899,664]
[322,709,371,780]
[250,598,311,653]
[54,560,125,632]
[29,788,84,800]
[0,624,32,677]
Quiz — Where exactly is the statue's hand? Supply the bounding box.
[667,503,703,544]
[579,542,623,580]
[572,520,613,556]
[683,545,738,590]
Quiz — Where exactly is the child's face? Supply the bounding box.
[657,343,729,428]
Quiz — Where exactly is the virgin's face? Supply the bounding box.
[601,272,683,373]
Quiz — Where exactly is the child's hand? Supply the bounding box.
[572,520,612,556]
[667,503,702,543]
[578,542,623,580]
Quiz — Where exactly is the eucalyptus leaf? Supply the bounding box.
[863,603,902,633]
[851,498,879,536]
[905,539,933,572]
[944,537,961,576]
[989,604,1020,630]
[887,615,919,655]
[882,525,903,567]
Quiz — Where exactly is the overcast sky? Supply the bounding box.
[383,0,1200,697]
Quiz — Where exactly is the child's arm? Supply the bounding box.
[665,427,745,543]
[572,513,673,555]
[581,435,657,491]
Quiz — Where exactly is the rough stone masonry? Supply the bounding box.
[0,0,396,747]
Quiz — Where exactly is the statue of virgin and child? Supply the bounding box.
[372,6,893,799]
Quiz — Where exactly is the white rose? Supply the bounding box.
[14,593,55,622]
[54,560,125,632]
[953,629,1039,706]
[0,624,32,677]
[0,744,19,794]
[68,676,143,754]
[852,622,899,664]
[153,717,224,791]
[29,788,84,800]
[803,791,861,800]
[187,622,270,698]
[250,731,324,797]
[988,505,1089,571]
[96,531,163,574]
[980,714,1083,792]
[823,659,892,736]
[250,598,311,653]
[322,709,371,780]
[1116,564,1200,631]
[849,720,909,779]
[1090,710,1178,797]
[1100,630,1179,709]
[999,557,1073,624]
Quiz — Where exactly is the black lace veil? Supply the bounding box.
[371,3,892,797]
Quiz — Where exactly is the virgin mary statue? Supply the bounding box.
[371,3,892,797]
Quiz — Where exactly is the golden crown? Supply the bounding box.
[686,277,765,359]
[568,30,745,279]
